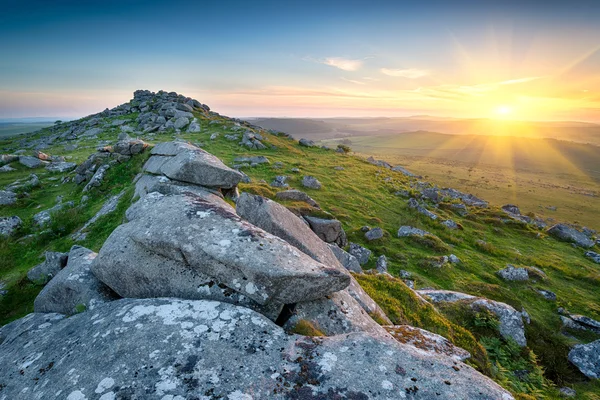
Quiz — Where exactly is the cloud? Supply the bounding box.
[322,57,363,71]
[499,77,542,85]
[381,68,429,79]
[341,77,366,85]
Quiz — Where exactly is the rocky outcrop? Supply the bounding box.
[418,290,527,346]
[33,246,117,315]
[0,298,514,399]
[569,340,600,379]
[561,314,600,334]
[547,224,595,248]
[92,192,350,306]
[365,227,384,241]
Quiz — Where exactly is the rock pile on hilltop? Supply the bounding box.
[0,141,514,399]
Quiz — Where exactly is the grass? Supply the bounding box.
[1,105,599,397]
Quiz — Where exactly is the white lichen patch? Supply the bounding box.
[227,390,253,400]
[381,380,393,390]
[318,352,337,372]
[94,377,115,393]
[20,352,43,369]
[66,390,87,400]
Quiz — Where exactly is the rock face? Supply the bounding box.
[384,325,471,361]
[418,290,527,346]
[547,224,595,248]
[569,340,600,379]
[145,142,243,189]
[33,246,117,315]
[0,298,514,399]
[92,192,350,306]
[27,251,68,285]
[497,265,529,281]
[304,216,347,247]
[0,216,22,236]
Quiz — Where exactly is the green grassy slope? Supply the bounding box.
[0,107,599,398]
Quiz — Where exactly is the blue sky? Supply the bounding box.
[1,0,599,120]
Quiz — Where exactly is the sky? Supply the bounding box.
[1,0,599,121]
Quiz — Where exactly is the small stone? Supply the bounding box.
[302,175,322,190]
[376,255,388,273]
[365,227,384,241]
[348,243,371,266]
[497,265,529,281]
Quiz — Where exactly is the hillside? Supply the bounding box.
[1,90,599,399]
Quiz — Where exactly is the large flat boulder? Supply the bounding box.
[92,193,350,306]
[143,142,243,189]
[34,246,118,315]
[0,298,514,399]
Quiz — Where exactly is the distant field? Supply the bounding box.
[0,123,53,138]
[322,132,600,230]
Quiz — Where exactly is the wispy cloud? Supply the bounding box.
[381,68,429,78]
[341,77,366,85]
[321,57,364,71]
[499,77,542,85]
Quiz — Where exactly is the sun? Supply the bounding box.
[495,105,513,115]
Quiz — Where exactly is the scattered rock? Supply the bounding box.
[27,252,68,285]
[585,251,600,264]
[298,138,315,147]
[0,190,17,206]
[536,289,557,301]
[72,192,125,241]
[275,189,319,208]
[408,198,438,220]
[418,290,527,346]
[45,161,77,173]
[384,325,471,361]
[391,165,420,178]
[304,216,347,247]
[233,155,270,166]
[561,314,600,334]
[376,255,388,273]
[559,387,577,398]
[83,164,110,192]
[348,242,372,266]
[547,224,595,248]
[270,175,289,188]
[33,201,75,227]
[497,265,529,281]
[240,131,266,150]
[366,156,391,169]
[0,216,22,236]
[502,204,521,215]
[18,155,43,168]
[33,246,118,315]
[442,220,459,229]
[302,175,322,189]
[397,225,431,237]
[0,165,16,172]
[328,243,362,273]
[365,227,384,241]
[568,339,600,379]
[449,254,461,264]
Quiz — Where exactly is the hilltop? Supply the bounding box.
[0,90,599,399]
